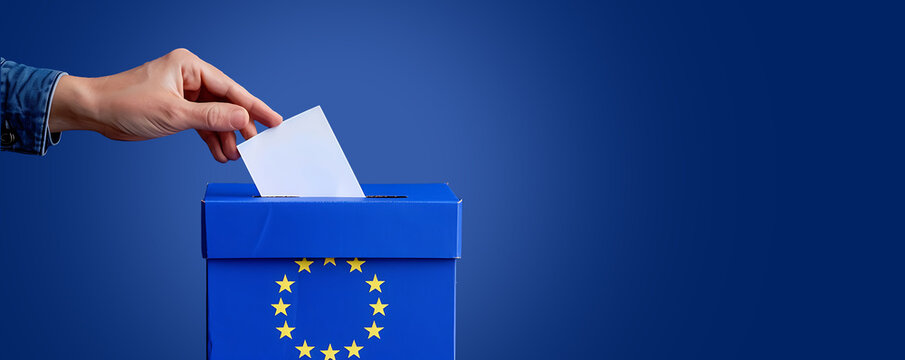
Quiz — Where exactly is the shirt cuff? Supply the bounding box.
[1,58,67,156]
[45,74,65,149]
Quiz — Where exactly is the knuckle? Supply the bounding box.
[170,48,191,56]
[166,48,196,62]
[183,66,202,90]
[225,84,252,107]
[204,105,221,129]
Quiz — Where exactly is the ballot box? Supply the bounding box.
[202,183,461,360]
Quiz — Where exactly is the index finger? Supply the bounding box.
[195,59,283,128]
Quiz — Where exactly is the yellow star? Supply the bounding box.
[271,298,290,316]
[295,340,315,358]
[344,340,363,358]
[276,274,295,293]
[276,321,295,339]
[346,258,365,273]
[320,344,340,360]
[295,258,314,273]
[369,298,388,316]
[364,321,384,339]
[324,258,336,266]
[366,274,385,293]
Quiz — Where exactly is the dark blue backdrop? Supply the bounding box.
[2,1,902,359]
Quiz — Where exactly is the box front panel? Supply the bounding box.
[207,258,455,360]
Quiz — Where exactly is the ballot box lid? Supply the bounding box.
[202,183,461,259]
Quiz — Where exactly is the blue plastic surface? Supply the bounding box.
[203,183,460,360]
[202,184,462,259]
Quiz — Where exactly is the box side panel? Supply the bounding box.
[207,258,455,360]
[201,201,207,258]
[453,261,457,360]
[457,201,462,258]
[204,258,210,359]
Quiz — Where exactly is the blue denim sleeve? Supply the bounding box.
[0,58,66,155]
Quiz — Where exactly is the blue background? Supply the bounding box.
[1,0,902,359]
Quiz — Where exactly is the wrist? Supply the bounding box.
[48,75,101,133]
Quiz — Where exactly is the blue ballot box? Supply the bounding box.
[202,183,461,360]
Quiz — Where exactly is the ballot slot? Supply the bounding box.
[252,195,407,198]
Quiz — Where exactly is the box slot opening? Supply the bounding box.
[252,195,408,198]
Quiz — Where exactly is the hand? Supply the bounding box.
[48,48,283,162]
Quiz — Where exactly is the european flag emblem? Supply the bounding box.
[275,258,381,358]
[207,257,456,359]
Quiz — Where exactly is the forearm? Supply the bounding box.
[48,75,102,133]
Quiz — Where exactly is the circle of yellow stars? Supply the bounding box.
[272,258,387,359]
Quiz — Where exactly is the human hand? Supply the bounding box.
[48,48,282,162]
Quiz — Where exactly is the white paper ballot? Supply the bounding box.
[237,106,365,197]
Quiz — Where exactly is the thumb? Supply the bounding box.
[181,100,249,132]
